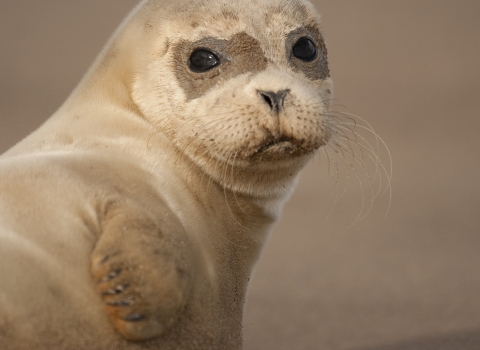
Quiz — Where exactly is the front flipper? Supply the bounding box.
[90,203,192,341]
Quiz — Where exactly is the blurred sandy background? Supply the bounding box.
[1,1,479,349]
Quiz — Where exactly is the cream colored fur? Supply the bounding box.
[0,0,333,349]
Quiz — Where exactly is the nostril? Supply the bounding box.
[257,90,290,113]
[276,90,290,107]
[260,92,274,110]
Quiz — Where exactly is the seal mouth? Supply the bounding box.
[235,127,329,162]
[258,140,299,153]
[250,138,308,161]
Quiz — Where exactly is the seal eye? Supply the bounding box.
[189,48,220,72]
[292,37,317,62]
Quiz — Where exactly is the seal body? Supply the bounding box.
[0,0,333,348]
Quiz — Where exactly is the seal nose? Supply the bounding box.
[257,89,290,113]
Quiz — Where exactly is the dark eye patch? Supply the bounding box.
[189,48,220,72]
[174,32,267,100]
[292,37,317,62]
[286,26,330,81]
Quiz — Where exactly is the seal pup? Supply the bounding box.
[0,0,332,348]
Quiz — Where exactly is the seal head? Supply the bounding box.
[122,0,333,196]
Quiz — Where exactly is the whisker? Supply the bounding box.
[321,107,393,222]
